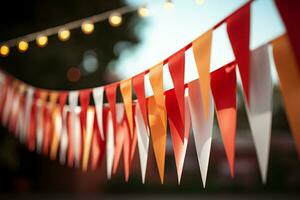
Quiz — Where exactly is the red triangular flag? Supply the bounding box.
[105,84,118,142]
[133,72,148,130]
[227,4,250,103]
[211,64,237,177]
[166,89,190,184]
[168,49,185,141]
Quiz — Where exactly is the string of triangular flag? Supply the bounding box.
[0,0,300,186]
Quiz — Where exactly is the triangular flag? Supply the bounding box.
[59,105,69,165]
[275,0,300,71]
[123,116,132,182]
[168,49,185,140]
[245,44,272,183]
[188,79,214,188]
[27,94,37,152]
[105,84,118,143]
[149,62,166,129]
[120,79,134,138]
[192,29,213,119]
[272,34,300,156]
[2,85,14,126]
[91,111,106,171]
[8,90,21,134]
[82,107,95,172]
[21,86,34,143]
[42,102,51,156]
[69,91,81,168]
[67,107,74,167]
[166,89,191,184]
[211,64,237,177]
[50,106,62,160]
[227,4,251,103]
[148,96,167,184]
[112,104,125,174]
[35,90,48,154]
[133,72,148,130]
[93,87,105,140]
[79,89,91,136]
[59,92,68,165]
[106,111,115,179]
[135,102,150,183]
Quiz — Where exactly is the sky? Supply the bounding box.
[114,0,285,95]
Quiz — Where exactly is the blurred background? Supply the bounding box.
[0,0,300,199]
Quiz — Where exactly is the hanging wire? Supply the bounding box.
[0,5,138,47]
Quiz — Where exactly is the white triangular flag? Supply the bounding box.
[59,105,69,165]
[106,111,114,180]
[246,44,272,183]
[135,103,149,183]
[69,91,81,168]
[93,87,105,140]
[188,80,214,188]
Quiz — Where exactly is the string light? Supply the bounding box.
[18,40,29,52]
[195,0,204,5]
[81,21,94,35]
[163,0,174,10]
[109,12,122,27]
[0,6,138,51]
[138,5,149,17]
[58,28,71,41]
[0,45,9,57]
[36,35,48,47]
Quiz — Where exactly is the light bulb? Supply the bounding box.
[163,0,174,10]
[0,45,9,57]
[81,21,94,35]
[138,6,149,17]
[36,35,48,47]
[18,40,29,52]
[109,12,122,27]
[196,0,204,5]
[58,28,71,41]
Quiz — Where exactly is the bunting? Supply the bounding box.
[1,0,300,186]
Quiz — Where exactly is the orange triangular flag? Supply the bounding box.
[148,96,167,184]
[149,62,166,129]
[211,64,237,177]
[120,79,134,138]
[192,29,213,119]
[272,34,300,156]
[82,107,95,172]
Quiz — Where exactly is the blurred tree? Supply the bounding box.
[0,0,139,90]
